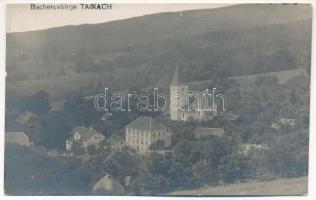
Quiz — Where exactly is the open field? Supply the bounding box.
[6,72,107,97]
[7,68,306,99]
[228,69,306,84]
[167,176,308,196]
[189,69,306,89]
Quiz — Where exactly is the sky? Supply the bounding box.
[6,4,228,33]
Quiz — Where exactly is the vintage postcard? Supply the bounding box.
[4,3,311,196]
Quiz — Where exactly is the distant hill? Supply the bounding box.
[7,4,311,59]
[6,4,312,96]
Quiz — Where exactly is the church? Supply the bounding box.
[170,66,218,121]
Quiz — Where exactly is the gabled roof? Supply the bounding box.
[101,113,112,121]
[5,131,31,146]
[126,116,167,131]
[73,127,103,141]
[194,127,224,139]
[239,144,269,155]
[279,118,295,126]
[17,111,37,125]
[92,174,125,194]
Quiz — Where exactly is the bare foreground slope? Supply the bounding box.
[168,177,307,196]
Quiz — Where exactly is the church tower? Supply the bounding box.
[170,65,189,120]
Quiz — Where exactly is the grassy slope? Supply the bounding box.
[167,176,308,196]
[7,68,306,98]
[189,69,305,90]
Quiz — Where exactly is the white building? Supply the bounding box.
[125,116,172,153]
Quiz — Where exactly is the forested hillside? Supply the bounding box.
[6,4,312,95]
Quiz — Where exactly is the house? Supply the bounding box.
[216,112,239,121]
[125,116,172,153]
[170,66,218,121]
[5,131,32,147]
[92,174,125,195]
[239,144,269,155]
[16,111,37,126]
[194,127,225,139]
[106,134,127,151]
[66,127,105,152]
[279,118,295,127]
[271,122,281,130]
[101,112,112,121]
[271,118,295,130]
[84,95,95,101]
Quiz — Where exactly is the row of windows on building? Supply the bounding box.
[136,145,149,152]
[94,135,101,140]
[126,136,151,145]
[126,129,168,137]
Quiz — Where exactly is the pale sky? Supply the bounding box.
[6,4,228,33]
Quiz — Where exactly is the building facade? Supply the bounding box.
[125,116,172,153]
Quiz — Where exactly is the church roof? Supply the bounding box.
[126,116,167,131]
[171,65,185,86]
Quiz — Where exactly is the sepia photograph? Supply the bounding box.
[3,2,312,197]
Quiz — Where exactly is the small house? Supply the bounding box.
[5,131,32,147]
[92,174,125,195]
[66,127,105,153]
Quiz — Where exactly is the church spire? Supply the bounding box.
[172,64,181,86]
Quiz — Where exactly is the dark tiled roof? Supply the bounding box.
[17,111,37,125]
[126,117,167,131]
